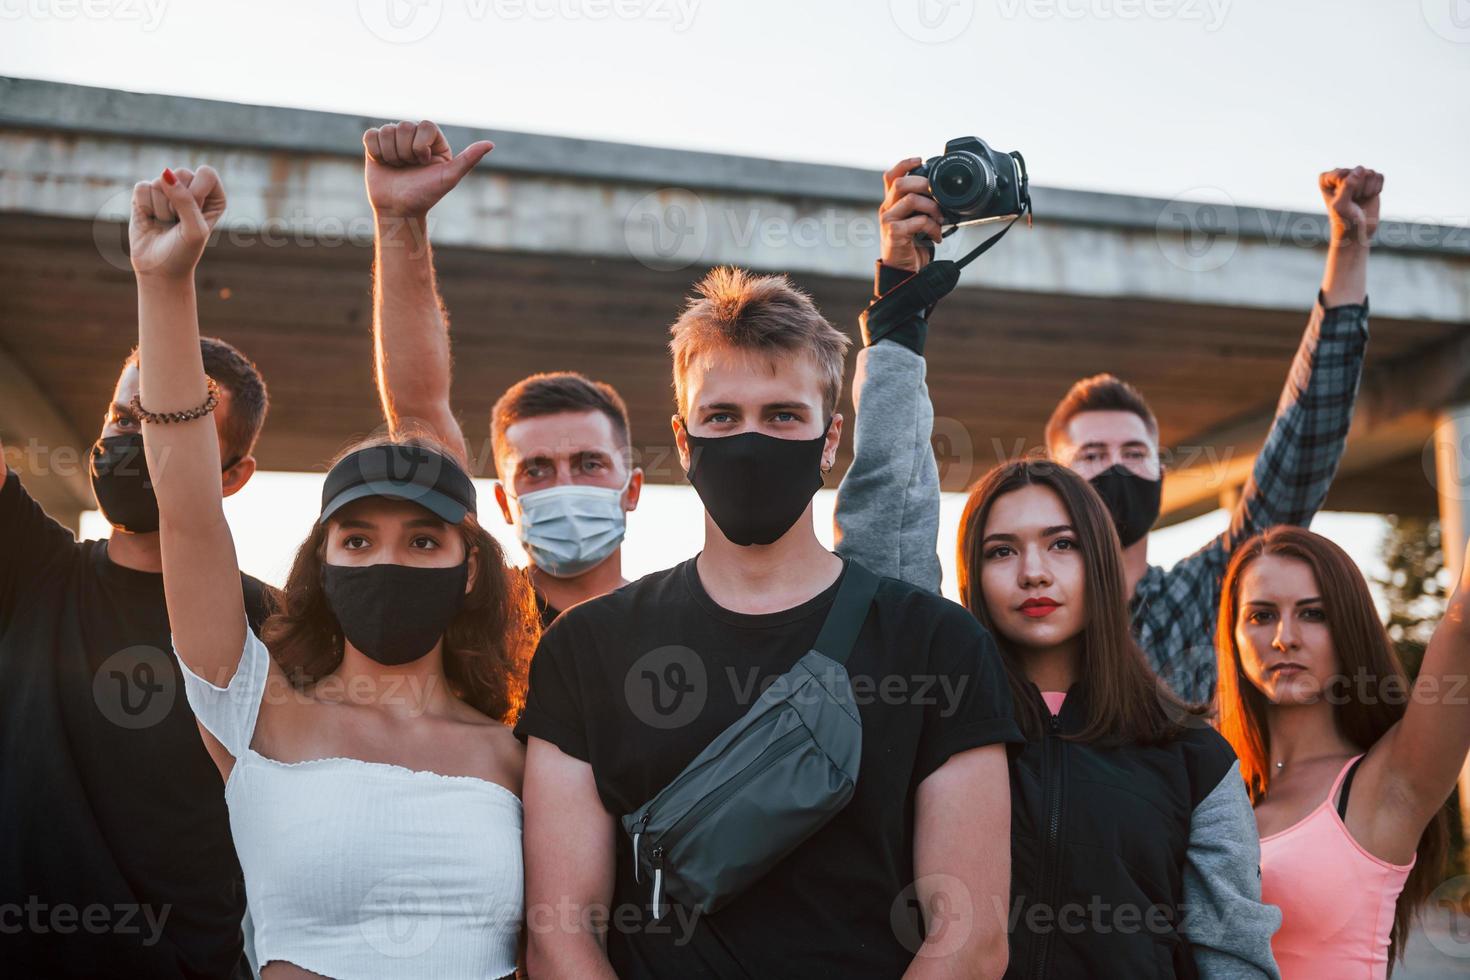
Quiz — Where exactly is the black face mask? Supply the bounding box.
[90,432,241,535]
[1088,464,1162,549]
[683,424,829,547]
[320,561,469,666]
[89,433,159,533]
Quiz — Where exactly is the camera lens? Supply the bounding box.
[937,167,973,198]
[930,152,996,219]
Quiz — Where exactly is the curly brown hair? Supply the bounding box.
[259,431,540,724]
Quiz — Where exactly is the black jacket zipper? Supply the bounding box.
[1031,713,1064,980]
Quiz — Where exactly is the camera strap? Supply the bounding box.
[862,199,1031,348]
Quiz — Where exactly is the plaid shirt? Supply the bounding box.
[836,280,1369,707]
[1136,295,1370,704]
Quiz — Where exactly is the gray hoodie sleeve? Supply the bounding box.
[832,341,943,593]
[1182,759,1282,979]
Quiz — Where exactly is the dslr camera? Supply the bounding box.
[911,137,1030,227]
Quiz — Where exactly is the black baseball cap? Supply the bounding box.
[319,444,476,525]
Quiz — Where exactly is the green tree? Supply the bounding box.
[1374,516,1465,877]
[1376,516,1447,676]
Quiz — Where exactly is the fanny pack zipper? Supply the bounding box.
[638,725,808,919]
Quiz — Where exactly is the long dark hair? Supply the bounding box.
[1216,526,1448,967]
[259,432,540,724]
[957,458,1195,743]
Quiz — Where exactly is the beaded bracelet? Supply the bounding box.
[130,377,221,424]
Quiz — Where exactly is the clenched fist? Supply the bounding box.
[1320,166,1384,246]
[364,120,494,219]
[129,165,226,280]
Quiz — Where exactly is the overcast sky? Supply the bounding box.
[3,0,1468,222]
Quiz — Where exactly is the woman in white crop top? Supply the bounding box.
[130,165,537,978]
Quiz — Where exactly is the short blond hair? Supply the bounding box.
[669,267,851,418]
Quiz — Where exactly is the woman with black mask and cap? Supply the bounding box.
[129,164,537,979]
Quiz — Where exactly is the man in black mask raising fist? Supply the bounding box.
[0,327,270,978]
[835,161,1379,706]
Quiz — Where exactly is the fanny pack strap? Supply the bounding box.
[811,561,881,666]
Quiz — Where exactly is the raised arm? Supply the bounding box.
[365,120,493,467]
[1216,167,1380,554]
[131,166,245,688]
[522,738,620,979]
[1155,170,1379,700]
[0,437,80,618]
[1356,536,1470,859]
[1318,166,1379,308]
[834,158,945,592]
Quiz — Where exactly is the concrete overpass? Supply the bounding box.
[2,74,1468,977]
[2,76,1469,545]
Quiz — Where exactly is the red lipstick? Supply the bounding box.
[1019,598,1060,619]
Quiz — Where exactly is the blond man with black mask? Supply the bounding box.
[515,267,1021,980]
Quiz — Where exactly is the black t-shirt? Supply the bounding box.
[514,556,1021,980]
[0,471,270,979]
[533,585,561,631]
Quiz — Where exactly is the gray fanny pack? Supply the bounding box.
[621,560,879,919]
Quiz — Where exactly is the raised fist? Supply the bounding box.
[364,120,494,219]
[1319,166,1384,245]
[129,165,226,279]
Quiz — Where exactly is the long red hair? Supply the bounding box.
[1215,525,1448,968]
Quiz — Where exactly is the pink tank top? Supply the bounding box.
[1259,754,1415,980]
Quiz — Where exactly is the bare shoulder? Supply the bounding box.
[486,722,526,790]
[462,718,524,796]
[444,702,526,793]
[252,655,318,745]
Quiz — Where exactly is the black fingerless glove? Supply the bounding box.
[859,261,932,356]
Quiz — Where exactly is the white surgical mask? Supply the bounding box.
[508,475,631,578]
